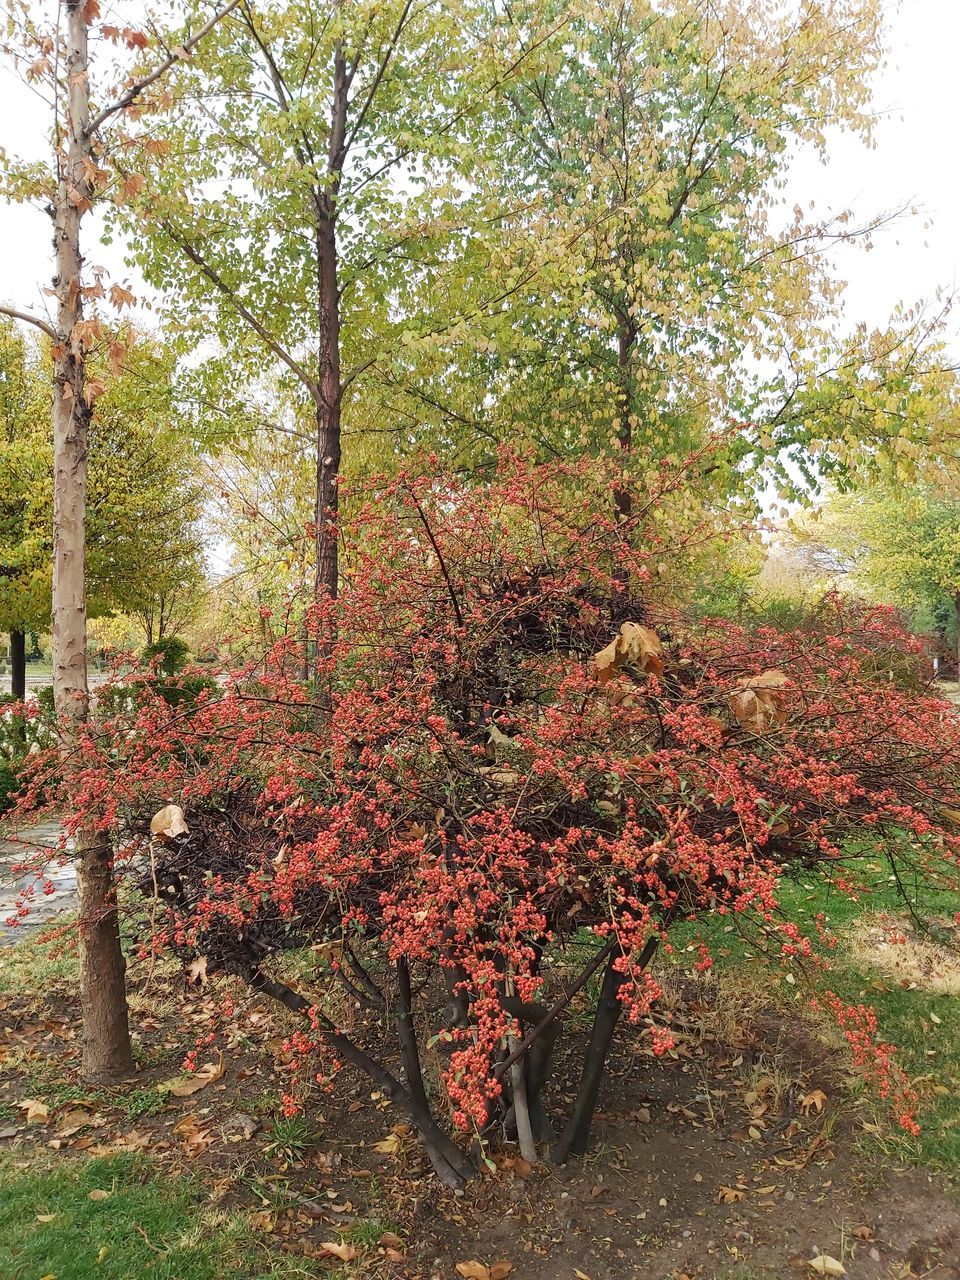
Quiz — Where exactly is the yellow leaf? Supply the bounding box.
[96,1245,110,1264]
[88,1189,110,1202]
[373,1131,402,1155]
[808,1255,845,1276]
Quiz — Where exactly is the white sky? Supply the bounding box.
[1,0,958,352]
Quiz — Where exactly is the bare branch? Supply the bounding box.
[0,302,58,340]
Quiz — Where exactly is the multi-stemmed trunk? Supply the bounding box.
[53,0,133,1082]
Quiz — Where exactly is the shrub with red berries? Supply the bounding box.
[12,455,960,1186]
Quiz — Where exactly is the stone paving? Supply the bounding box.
[0,820,75,945]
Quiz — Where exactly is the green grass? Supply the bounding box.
[0,921,79,995]
[669,853,960,1171]
[0,1152,322,1279]
[263,1113,320,1163]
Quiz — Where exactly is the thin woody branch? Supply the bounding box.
[86,0,243,137]
[0,302,58,341]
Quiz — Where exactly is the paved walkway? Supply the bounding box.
[0,820,75,946]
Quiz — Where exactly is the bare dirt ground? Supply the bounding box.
[2,956,958,1280]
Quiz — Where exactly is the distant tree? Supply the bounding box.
[0,320,50,698]
[0,327,207,680]
[797,487,960,668]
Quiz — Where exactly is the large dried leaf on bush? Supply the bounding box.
[594,622,664,683]
[150,804,189,840]
[728,670,789,733]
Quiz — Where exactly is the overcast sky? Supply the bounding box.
[1,1,958,352]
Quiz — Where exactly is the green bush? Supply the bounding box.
[0,692,55,814]
[142,636,190,676]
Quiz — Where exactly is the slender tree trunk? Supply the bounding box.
[248,967,474,1190]
[9,630,26,701]
[954,593,960,681]
[314,211,341,611]
[613,315,636,524]
[308,37,347,692]
[53,0,132,1082]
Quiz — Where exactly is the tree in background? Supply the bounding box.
[0,320,50,698]
[799,487,960,670]
[0,326,207,686]
[115,0,535,648]
[404,0,959,507]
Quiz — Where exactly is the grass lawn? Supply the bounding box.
[0,1151,324,1280]
[1,840,958,1279]
[668,849,960,1171]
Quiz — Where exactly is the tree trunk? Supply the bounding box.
[9,630,26,701]
[552,936,660,1162]
[53,0,132,1082]
[309,38,347,690]
[314,211,341,610]
[954,593,960,681]
[613,316,636,524]
[552,950,626,1162]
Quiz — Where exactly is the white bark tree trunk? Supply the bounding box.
[53,0,132,1082]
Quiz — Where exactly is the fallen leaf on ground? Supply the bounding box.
[319,1241,358,1262]
[800,1089,828,1115]
[17,1099,49,1124]
[456,1264,512,1280]
[718,1185,746,1203]
[88,1189,110,1202]
[164,1052,225,1097]
[809,1256,845,1276]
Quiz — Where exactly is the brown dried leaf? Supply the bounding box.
[166,1052,224,1097]
[319,1241,358,1262]
[800,1089,827,1115]
[456,1265,489,1280]
[728,670,790,733]
[717,1185,746,1203]
[151,804,188,841]
[17,1099,49,1124]
[808,1256,845,1276]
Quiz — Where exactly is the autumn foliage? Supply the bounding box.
[11,455,960,1184]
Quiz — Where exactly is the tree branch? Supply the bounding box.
[0,303,58,341]
[160,225,321,400]
[87,0,243,137]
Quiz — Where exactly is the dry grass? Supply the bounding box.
[848,912,960,996]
